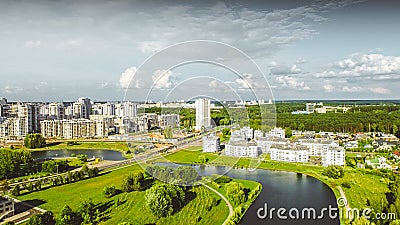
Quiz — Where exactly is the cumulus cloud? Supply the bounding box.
[235,73,254,89]
[208,80,218,88]
[119,67,137,89]
[369,87,390,94]
[315,53,400,79]
[152,69,173,89]
[23,40,42,49]
[270,64,302,75]
[138,41,166,54]
[276,76,310,90]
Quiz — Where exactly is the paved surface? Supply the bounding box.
[199,182,234,225]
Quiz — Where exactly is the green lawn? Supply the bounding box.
[16,161,261,225]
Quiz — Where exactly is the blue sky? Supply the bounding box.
[0,0,399,101]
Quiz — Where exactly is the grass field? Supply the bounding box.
[156,146,390,211]
[16,160,261,225]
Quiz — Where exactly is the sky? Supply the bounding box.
[0,0,400,102]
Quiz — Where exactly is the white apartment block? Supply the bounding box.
[225,140,261,158]
[202,135,221,153]
[0,117,28,139]
[254,130,264,138]
[116,102,137,118]
[41,119,107,139]
[299,139,336,156]
[232,126,253,139]
[255,136,288,154]
[195,98,211,130]
[322,145,345,166]
[158,114,180,129]
[270,144,309,163]
[268,127,286,138]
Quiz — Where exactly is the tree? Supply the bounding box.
[122,172,145,192]
[81,164,89,175]
[27,211,56,225]
[145,183,185,218]
[225,182,247,205]
[11,184,20,196]
[322,165,345,179]
[79,200,97,225]
[57,205,81,225]
[173,166,198,186]
[24,134,46,149]
[163,126,173,139]
[103,185,118,198]
[198,155,208,164]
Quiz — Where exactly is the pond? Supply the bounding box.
[31,149,126,161]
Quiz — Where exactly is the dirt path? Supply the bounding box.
[199,182,234,225]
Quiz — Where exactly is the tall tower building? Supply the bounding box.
[195,98,211,131]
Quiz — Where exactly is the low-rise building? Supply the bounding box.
[321,145,345,166]
[270,144,309,163]
[268,127,285,138]
[202,134,220,153]
[225,140,261,158]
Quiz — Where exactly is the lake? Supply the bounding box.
[155,162,340,225]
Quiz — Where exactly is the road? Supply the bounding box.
[199,182,234,225]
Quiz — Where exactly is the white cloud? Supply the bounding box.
[23,40,42,49]
[342,86,363,92]
[208,80,218,88]
[235,73,254,89]
[323,84,335,92]
[56,39,83,52]
[152,69,173,89]
[138,41,165,54]
[369,87,390,94]
[276,76,310,90]
[316,53,400,79]
[270,64,302,75]
[119,67,137,89]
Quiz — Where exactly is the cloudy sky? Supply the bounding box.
[0,0,399,102]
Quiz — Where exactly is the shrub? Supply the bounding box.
[322,165,345,179]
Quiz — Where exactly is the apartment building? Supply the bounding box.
[270,144,309,163]
[202,134,221,153]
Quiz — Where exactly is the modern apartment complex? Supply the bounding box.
[223,127,345,166]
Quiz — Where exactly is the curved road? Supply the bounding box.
[199,182,234,225]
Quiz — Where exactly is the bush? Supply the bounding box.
[342,181,352,189]
[104,185,118,198]
[322,165,345,179]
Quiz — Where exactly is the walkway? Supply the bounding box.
[199,182,234,225]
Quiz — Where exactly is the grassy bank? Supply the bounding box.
[16,161,260,225]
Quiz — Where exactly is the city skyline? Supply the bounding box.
[1,0,400,101]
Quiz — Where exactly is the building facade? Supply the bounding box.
[195,98,211,131]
